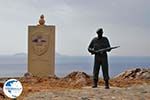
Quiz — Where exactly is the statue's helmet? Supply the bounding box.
[96,28,103,34]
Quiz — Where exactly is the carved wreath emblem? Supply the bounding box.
[32,32,49,56]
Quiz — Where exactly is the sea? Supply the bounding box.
[0,55,150,78]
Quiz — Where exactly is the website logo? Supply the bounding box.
[3,79,23,99]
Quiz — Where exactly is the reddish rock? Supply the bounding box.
[114,68,150,80]
[63,71,91,87]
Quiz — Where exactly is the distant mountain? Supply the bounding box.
[56,53,63,57]
[55,53,69,58]
[13,53,27,57]
[13,52,68,58]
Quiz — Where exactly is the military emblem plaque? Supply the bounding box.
[32,32,49,56]
[28,15,55,76]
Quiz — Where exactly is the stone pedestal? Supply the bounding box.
[28,25,55,77]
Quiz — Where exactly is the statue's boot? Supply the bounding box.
[105,80,110,89]
[92,80,98,88]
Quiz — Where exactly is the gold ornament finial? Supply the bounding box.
[38,14,45,25]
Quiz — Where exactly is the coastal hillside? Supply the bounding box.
[0,68,149,99]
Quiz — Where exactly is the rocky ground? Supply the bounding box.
[0,68,150,100]
[24,85,150,100]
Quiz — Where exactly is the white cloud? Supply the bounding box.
[0,0,149,56]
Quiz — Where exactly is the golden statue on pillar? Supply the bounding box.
[38,14,45,25]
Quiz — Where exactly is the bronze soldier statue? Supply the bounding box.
[88,28,111,89]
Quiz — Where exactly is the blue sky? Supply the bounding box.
[0,0,149,56]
